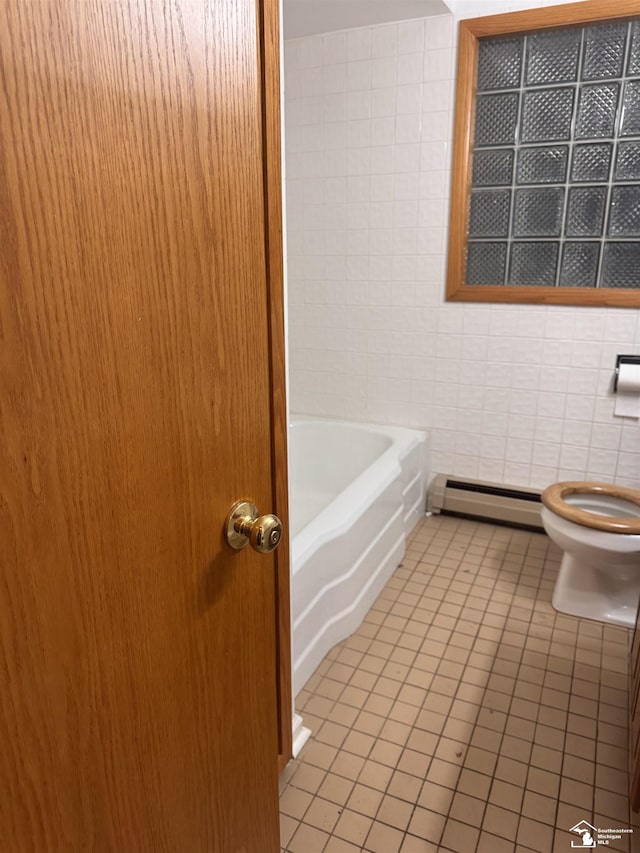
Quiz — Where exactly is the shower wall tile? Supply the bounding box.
[284,7,640,493]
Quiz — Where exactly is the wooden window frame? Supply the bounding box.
[446,0,640,307]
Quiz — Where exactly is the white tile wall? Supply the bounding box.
[283,11,640,490]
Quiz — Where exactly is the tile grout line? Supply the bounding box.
[281,516,632,853]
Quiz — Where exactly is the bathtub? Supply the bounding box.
[290,416,429,697]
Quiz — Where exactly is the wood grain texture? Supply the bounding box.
[464,0,640,37]
[0,1,282,850]
[447,286,640,307]
[446,22,477,304]
[542,482,640,534]
[630,603,640,811]
[258,0,293,772]
[446,1,640,308]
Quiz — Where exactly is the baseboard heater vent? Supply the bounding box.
[428,475,544,530]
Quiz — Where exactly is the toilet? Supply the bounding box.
[541,481,640,629]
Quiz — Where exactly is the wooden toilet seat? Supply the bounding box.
[541,481,640,535]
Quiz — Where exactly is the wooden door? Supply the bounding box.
[0,1,290,851]
[630,603,640,811]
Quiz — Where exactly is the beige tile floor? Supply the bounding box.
[279,514,633,853]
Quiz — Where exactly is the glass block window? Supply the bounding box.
[465,19,640,290]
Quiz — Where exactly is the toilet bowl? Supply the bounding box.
[541,481,640,628]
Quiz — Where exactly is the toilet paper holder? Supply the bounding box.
[613,354,640,392]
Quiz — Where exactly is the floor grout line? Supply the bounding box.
[279,515,633,853]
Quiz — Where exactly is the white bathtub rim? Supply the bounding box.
[291,414,427,445]
[291,466,403,625]
[292,503,403,631]
[292,459,401,568]
[290,416,427,567]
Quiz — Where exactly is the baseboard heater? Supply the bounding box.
[428,475,544,531]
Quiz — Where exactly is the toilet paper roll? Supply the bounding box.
[614,363,640,418]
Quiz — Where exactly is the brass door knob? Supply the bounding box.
[224,500,283,554]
